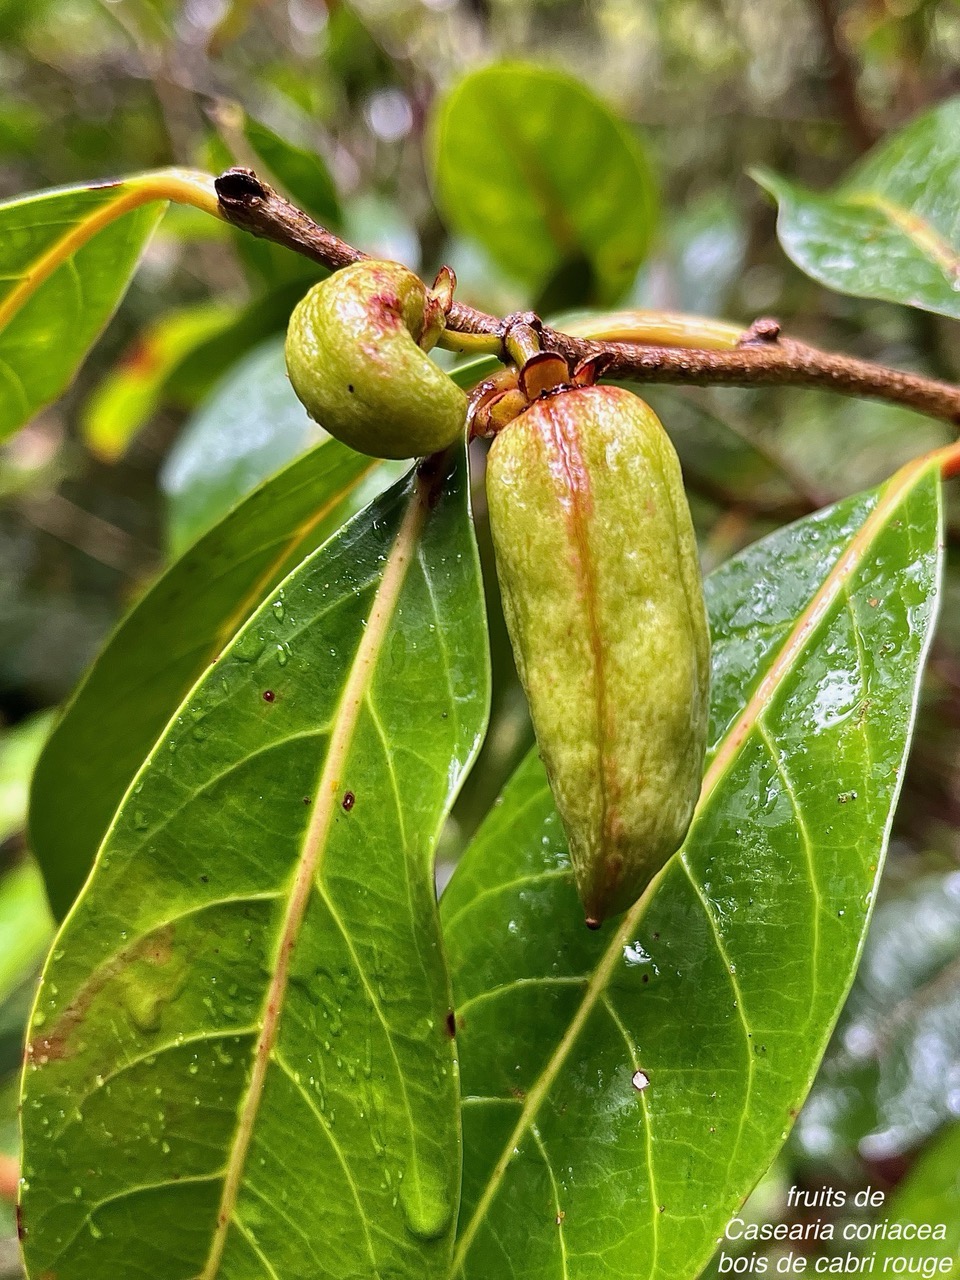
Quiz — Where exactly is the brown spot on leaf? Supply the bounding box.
[29,925,176,1064]
[342,791,355,812]
[445,1010,456,1038]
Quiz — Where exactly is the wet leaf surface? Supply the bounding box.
[754,98,960,319]
[442,457,943,1280]
[21,449,489,1279]
[30,439,396,919]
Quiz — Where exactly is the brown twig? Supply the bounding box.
[214,169,960,428]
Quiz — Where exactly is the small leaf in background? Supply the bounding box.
[431,62,657,306]
[20,450,489,1279]
[244,115,342,228]
[0,182,164,441]
[31,438,399,918]
[794,870,960,1174]
[165,278,320,408]
[0,710,52,845]
[81,302,237,462]
[442,458,943,1280]
[161,336,326,554]
[872,1123,960,1274]
[0,861,52,1025]
[753,97,960,319]
[0,714,55,1085]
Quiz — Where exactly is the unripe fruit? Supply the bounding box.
[486,385,710,925]
[285,260,467,460]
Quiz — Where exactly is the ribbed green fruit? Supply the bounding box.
[285,260,467,460]
[487,385,711,924]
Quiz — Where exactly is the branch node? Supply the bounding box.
[739,317,782,347]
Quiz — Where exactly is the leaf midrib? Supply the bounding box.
[199,478,429,1280]
[0,170,218,335]
[448,450,941,1276]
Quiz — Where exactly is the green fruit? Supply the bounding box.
[285,260,467,460]
[486,385,711,925]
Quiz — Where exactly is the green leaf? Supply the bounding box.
[872,1124,960,1276]
[442,457,944,1280]
[0,860,52,1013]
[0,180,165,440]
[165,278,321,410]
[30,438,399,920]
[0,711,52,846]
[161,336,327,556]
[21,449,490,1279]
[753,97,960,319]
[431,62,657,306]
[0,859,54,1082]
[81,302,238,462]
[0,169,219,441]
[244,116,342,229]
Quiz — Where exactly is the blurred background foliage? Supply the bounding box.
[2,0,960,1275]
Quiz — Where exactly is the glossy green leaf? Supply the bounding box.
[753,98,960,319]
[161,337,327,556]
[81,302,237,462]
[21,449,490,1279]
[0,176,177,440]
[872,1124,960,1276]
[442,456,944,1280]
[30,438,398,920]
[431,63,657,305]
